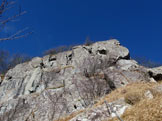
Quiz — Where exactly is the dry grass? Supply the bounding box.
[109,96,162,121]
[103,81,162,121]
[94,82,158,107]
[0,74,5,81]
[56,110,84,121]
[56,81,162,121]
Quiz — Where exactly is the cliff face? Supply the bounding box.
[0,39,161,121]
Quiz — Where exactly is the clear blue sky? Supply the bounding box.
[0,0,162,62]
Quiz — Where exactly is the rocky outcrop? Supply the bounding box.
[148,66,162,81]
[69,98,130,121]
[0,39,158,121]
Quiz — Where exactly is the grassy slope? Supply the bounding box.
[107,82,162,121]
[58,81,162,121]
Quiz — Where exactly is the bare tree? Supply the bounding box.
[84,36,94,46]
[0,0,32,42]
[43,45,73,55]
[0,50,31,75]
[133,56,162,68]
[0,50,9,74]
[8,53,31,69]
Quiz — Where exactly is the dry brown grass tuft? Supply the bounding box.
[124,91,142,105]
[55,110,84,121]
[110,96,162,121]
[94,82,158,107]
[104,81,162,121]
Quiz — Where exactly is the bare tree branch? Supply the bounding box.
[0,27,33,42]
[0,11,27,25]
[0,0,16,15]
[0,0,32,42]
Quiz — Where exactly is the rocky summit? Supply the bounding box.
[0,39,161,121]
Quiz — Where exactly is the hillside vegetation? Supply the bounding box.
[106,82,162,121]
[59,82,162,121]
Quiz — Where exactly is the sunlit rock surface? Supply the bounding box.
[0,39,158,121]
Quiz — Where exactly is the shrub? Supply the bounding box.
[124,92,142,105]
[0,50,31,75]
[0,50,9,74]
[84,36,94,46]
[8,54,31,69]
[133,56,162,68]
[94,82,157,107]
[73,56,114,107]
[43,46,73,55]
[100,82,162,121]
[74,74,110,107]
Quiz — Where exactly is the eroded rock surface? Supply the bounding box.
[70,98,130,121]
[0,39,158,121]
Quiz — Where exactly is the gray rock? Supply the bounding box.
[149,77,157,83]
[0,39,157,121]
[144,90,153,99]
[116,59,138,71]
[70,98,130,121]
[148,66,162,81]
[30,57,43,68]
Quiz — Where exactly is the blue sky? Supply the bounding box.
[0,0,162,62]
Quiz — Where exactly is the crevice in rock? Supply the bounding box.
[148,71,162,81]
[114,53,130,66]
[74,104,77,109]
[88,49,92,54]
[66,53,73,65]
[14,77,26,99]
[28,85,40,94]
[104,74,116,90]
[118,53,130,60]
[29,90,35,94]
[49,57,56,62]
[8,76,12,80]
[68,54,72,61]
[40,62,45,69]
[83,47,92,54]
[98,49,107,55]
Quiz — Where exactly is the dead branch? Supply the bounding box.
[0,27,33,42]
[0,11,27,25]
[0,0,32,42]
[0,0,16,15]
